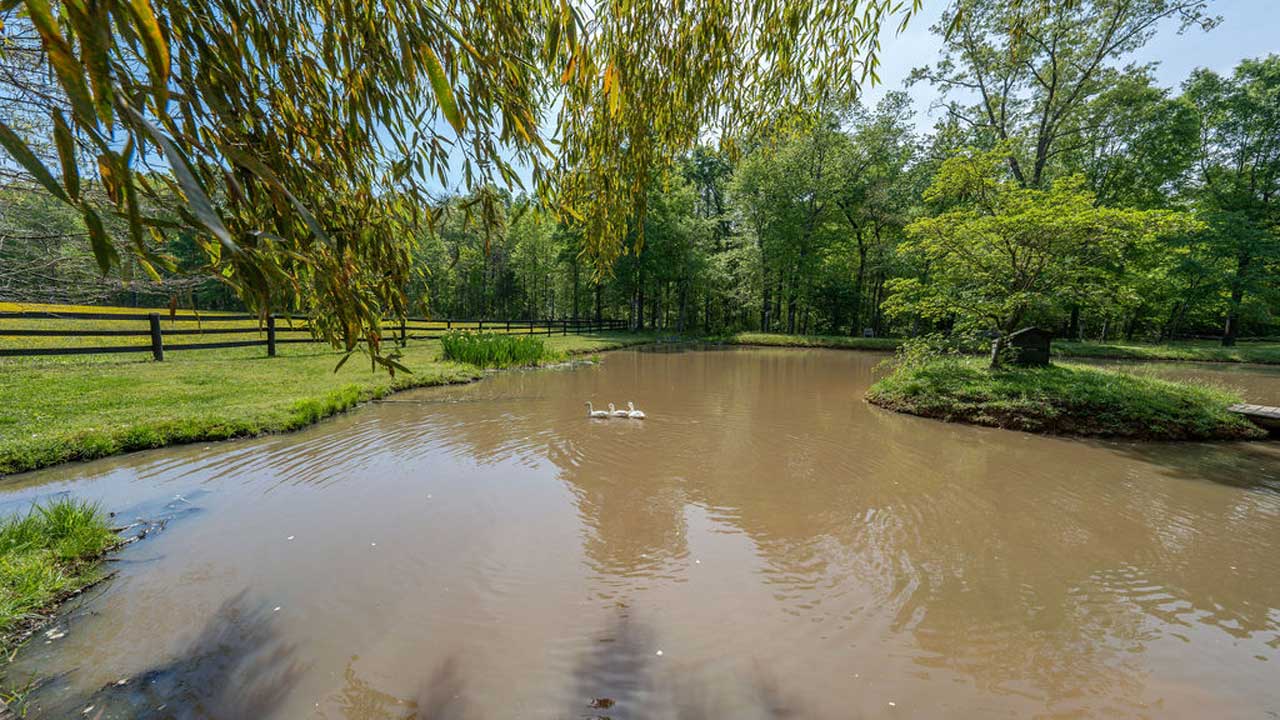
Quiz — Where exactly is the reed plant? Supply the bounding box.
[440,331,556,368]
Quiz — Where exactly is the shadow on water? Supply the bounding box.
[567,615,805,720]
[634,342,737,355]
[327,654,470,720]
[1104,438,1280,494]
[22,591,304,720]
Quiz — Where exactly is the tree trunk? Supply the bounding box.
[870,271,886,336]
[571,258,580,320]
[990,311,1025,369]
[1066,305,1080,341]
[1123,313,1139,341]
[785,273,798,334]
[635,275,645,331]
[761,267,772,331]
[677,279,688,333]
[850,235,867,336]
[1222,252,1251,347]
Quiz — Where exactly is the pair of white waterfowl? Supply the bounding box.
[584,401,645,420]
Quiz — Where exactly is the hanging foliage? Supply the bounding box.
[0,0,922,369]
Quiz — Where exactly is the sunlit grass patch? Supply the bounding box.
[0,498,117,641]
[440,331,559,368]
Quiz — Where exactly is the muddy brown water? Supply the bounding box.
[3,346,1280,719]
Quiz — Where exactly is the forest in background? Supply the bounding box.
[2,1,1277,345]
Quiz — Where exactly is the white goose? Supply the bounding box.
[626,401,646,420]
[585,402,610,419]
[608,403,630,418]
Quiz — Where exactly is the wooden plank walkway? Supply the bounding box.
[1228,404,1280,433]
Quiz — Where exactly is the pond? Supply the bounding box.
[3,346,1280,719]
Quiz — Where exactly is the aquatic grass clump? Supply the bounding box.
[0,498,117,639]
[440,331,558,368]
[866,356,1266,441]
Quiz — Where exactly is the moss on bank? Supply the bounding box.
[0,333,653,476]
[866,357,1266,441]
[0,499,116,647]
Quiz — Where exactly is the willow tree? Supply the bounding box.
[0,0,933,367]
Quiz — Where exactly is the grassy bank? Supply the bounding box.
[709,332,901,351]
[1054,339,1280,365]
[866,357,1266,441]
[0,332,652,476]
[0,499,116,646]
[710,332,1280,365]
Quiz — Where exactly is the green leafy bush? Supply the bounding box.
[440,331,557,368]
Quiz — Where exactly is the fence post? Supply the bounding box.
[148,313,164,361]
[446,319,452,330]
[267,315,277,357]
[478,319,484,332]
[506,320,510,333]
[562,319,568,336]
[400,318,407,347]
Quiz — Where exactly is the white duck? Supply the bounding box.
[585,402,610,419]
[626,401,646,419]
[608,403,630,418]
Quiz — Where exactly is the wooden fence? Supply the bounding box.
[0,310,626,360]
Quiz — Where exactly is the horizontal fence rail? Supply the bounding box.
[0,311,627,360]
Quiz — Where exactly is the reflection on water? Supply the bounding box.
[3,347,1280,718]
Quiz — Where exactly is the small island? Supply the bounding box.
[866,356,1265,441]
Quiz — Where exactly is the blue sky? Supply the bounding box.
[862,0,1279,129]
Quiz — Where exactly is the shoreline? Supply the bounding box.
[4,332,1277,478]
[0,334,656,479]
[705,332,1280,366]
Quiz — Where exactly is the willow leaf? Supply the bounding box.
[24,0,97,125]
[82,206,118,273]
[121,104,236,253]
[52,110,80,198]
[126,0,171,107]
[424,47,464,133]
[0,120,69,203]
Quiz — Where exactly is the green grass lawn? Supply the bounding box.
[866,356,1266,441]
[0,332,652,476]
